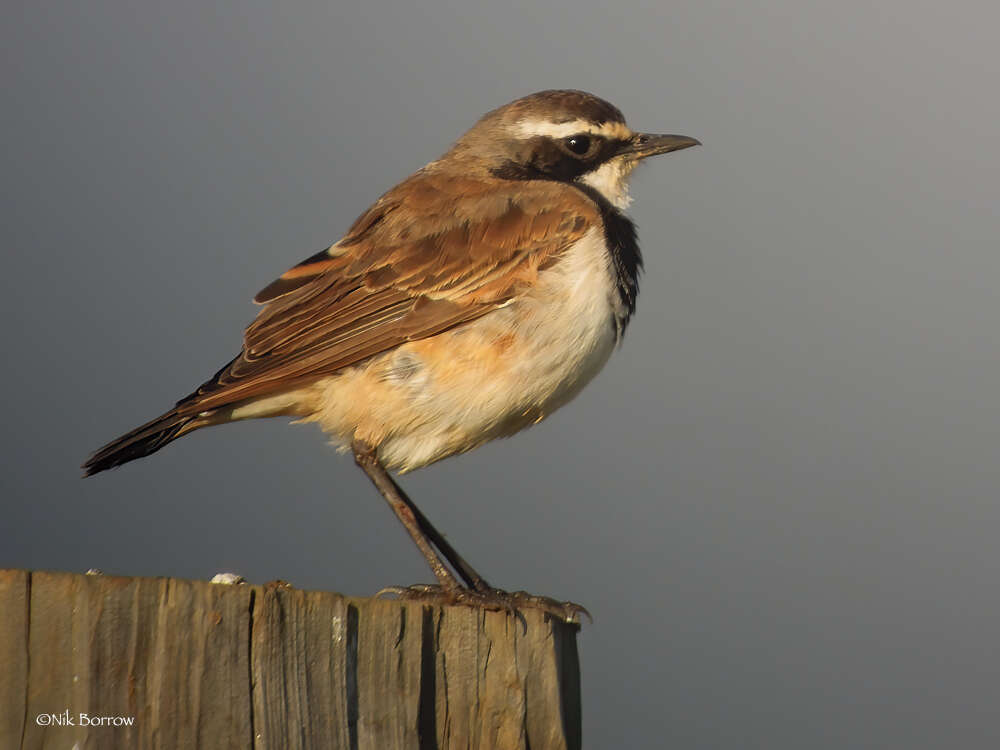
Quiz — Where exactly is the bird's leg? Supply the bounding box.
[380,470,493,592]
[352,439,461,590]
[352,439,491,590]
[351,439,590,624]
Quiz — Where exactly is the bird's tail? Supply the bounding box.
[82,407,203,477]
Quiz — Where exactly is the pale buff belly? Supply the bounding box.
[292,229,620,471]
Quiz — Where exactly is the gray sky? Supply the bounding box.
[4,1,1000,747]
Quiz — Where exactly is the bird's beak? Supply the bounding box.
[621,133,701,160]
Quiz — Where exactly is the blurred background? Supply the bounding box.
[4,1,999,747]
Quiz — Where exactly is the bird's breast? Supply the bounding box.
[505,226,621,400]
[304,228,622,470]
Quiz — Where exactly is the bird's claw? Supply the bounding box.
[375,583,589,625]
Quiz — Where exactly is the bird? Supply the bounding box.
[83,89,699,620]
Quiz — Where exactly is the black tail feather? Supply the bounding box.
[82,408,199,477]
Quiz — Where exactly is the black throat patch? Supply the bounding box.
[570,182,642,339]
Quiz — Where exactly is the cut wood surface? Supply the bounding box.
[0,569,581,750]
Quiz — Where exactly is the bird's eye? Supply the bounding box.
[563,135,592,155]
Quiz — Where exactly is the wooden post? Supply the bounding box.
[0,569,581,750]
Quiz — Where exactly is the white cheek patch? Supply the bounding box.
[578,160,634,210]
[513,119,632,140]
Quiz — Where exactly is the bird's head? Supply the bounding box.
[441,89,699,209]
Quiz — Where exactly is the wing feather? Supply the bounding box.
[181,172,598,412]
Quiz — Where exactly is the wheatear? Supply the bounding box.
[84,90,698,620]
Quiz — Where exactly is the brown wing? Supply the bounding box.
[180,171,597,413]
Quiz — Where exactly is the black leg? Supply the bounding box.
[351,438,589,624]
[352,439,460,591]
[376,467,493,591]
[352,439,492,591]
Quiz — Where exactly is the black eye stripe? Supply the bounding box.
[491,133,626,183]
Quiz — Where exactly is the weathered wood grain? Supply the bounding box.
[0,570,581,750]
[250,583,353,749]
[0,570,29,749]
[13,571,253,750]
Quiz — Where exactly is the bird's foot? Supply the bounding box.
[376,583,590,625]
